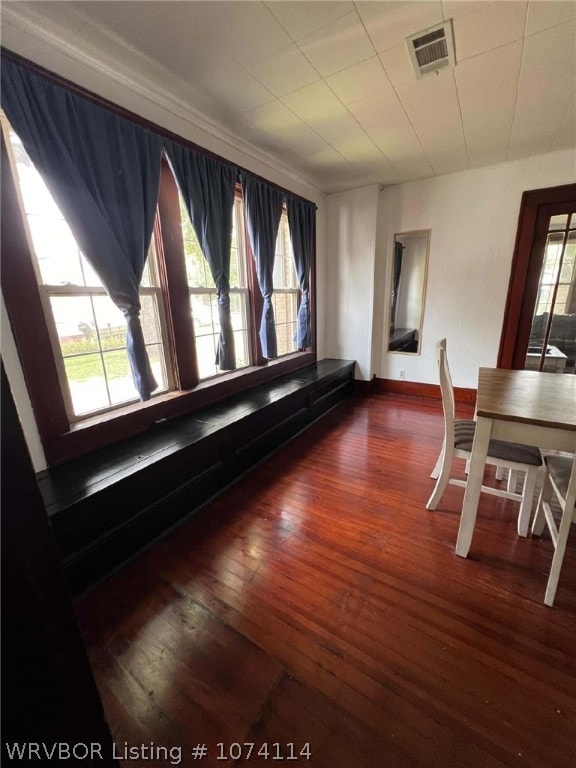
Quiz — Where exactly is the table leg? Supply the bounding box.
[455,416,492,557]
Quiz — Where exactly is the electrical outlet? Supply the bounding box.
[398,369,406,380]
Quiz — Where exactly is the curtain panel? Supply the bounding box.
[166,143,238,370]
[286,196,315,349]
[241,174,284,359]
[1,58,162,400]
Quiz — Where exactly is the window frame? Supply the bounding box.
[0,69,316,465]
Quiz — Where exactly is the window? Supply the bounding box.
[1,102,315,464]
[273,213,299,356]
[181,196,251,380]
[5,124,171,419]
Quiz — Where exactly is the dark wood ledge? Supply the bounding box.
[38,359,355,596]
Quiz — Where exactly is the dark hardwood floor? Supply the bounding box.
[75,394,576,768]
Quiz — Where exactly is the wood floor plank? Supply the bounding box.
[76,394,576,768]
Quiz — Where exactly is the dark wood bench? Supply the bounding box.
[38,358,356,596]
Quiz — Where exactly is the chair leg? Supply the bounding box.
[430,439,445,480]
[517,467,538,537]
[531,474,550,537]
[544,506,573,607]
[426,448,453,511]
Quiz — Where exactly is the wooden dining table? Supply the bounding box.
[455,368,576,558]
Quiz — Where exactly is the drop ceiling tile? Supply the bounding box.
[392,153,437,182]
[455,2,528,62]
[242,100,308,134]
[242,45,321,97]
[330,136,387,164]
[347,90,435,180]
[296,11,375,76]
[306,144,348,167]
[241,100,331,157]
[379,43,417,89]
[356,1,443,53]
[281,80,347,123]
[526,0,576,35]
[509,22,576,158]
[396,68,468,175]
[265,1,354,41]
[552,99,576,151]
[210,2,294,65]
[186,49,275,114]
[441,1,491,20]
[456,41,523,167]
[348,91,419,154]
[326,56,395,105]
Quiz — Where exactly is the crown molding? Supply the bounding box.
[1,7,324,198]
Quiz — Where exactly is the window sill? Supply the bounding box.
[48,351,316,465]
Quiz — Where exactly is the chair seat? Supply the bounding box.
[544,454,575,499]
[454,422,542,466]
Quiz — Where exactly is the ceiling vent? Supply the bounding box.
[406,20,455,79]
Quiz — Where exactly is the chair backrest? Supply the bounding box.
[436,338,456,447]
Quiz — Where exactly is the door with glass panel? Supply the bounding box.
[499,186,576,375]
[524,209,575,374]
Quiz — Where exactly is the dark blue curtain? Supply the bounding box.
[391,240,404,331]
[242,174,284,359]
[166,143,238,370]
[286,196,315,349]
[1,58,162,400]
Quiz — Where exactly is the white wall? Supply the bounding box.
[377,149,576,389]
[324,185,379,381]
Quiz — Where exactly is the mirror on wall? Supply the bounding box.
[388,230,430,354]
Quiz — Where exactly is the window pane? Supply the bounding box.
[228,292,244,330]
[50,296,99,354]
[141,294,162,344]
[102,349,136,406]
[91,296,126,349]
[195,334,218,380]
[230,200,246,288]
[549,214,569,231]
[64,354,109,415]
[559,232,575,283]
[274,215,298,290]
[233,329,250,369]
[191,293,218,332]
[272,292,298,356]
[80,255,104,288]
[526,217,576,374]
[180,197,215,288]
[28,216,84,286]
[147,343,168,392]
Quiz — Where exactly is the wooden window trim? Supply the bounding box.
[498,184,576,369]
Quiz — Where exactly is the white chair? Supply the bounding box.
[531,454,576,606]
[427,339,543,536]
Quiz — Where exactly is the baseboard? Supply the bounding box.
[355,377,476,404]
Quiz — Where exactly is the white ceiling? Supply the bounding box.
[2,1,575,193]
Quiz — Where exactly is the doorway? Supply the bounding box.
[499,184,576,374]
